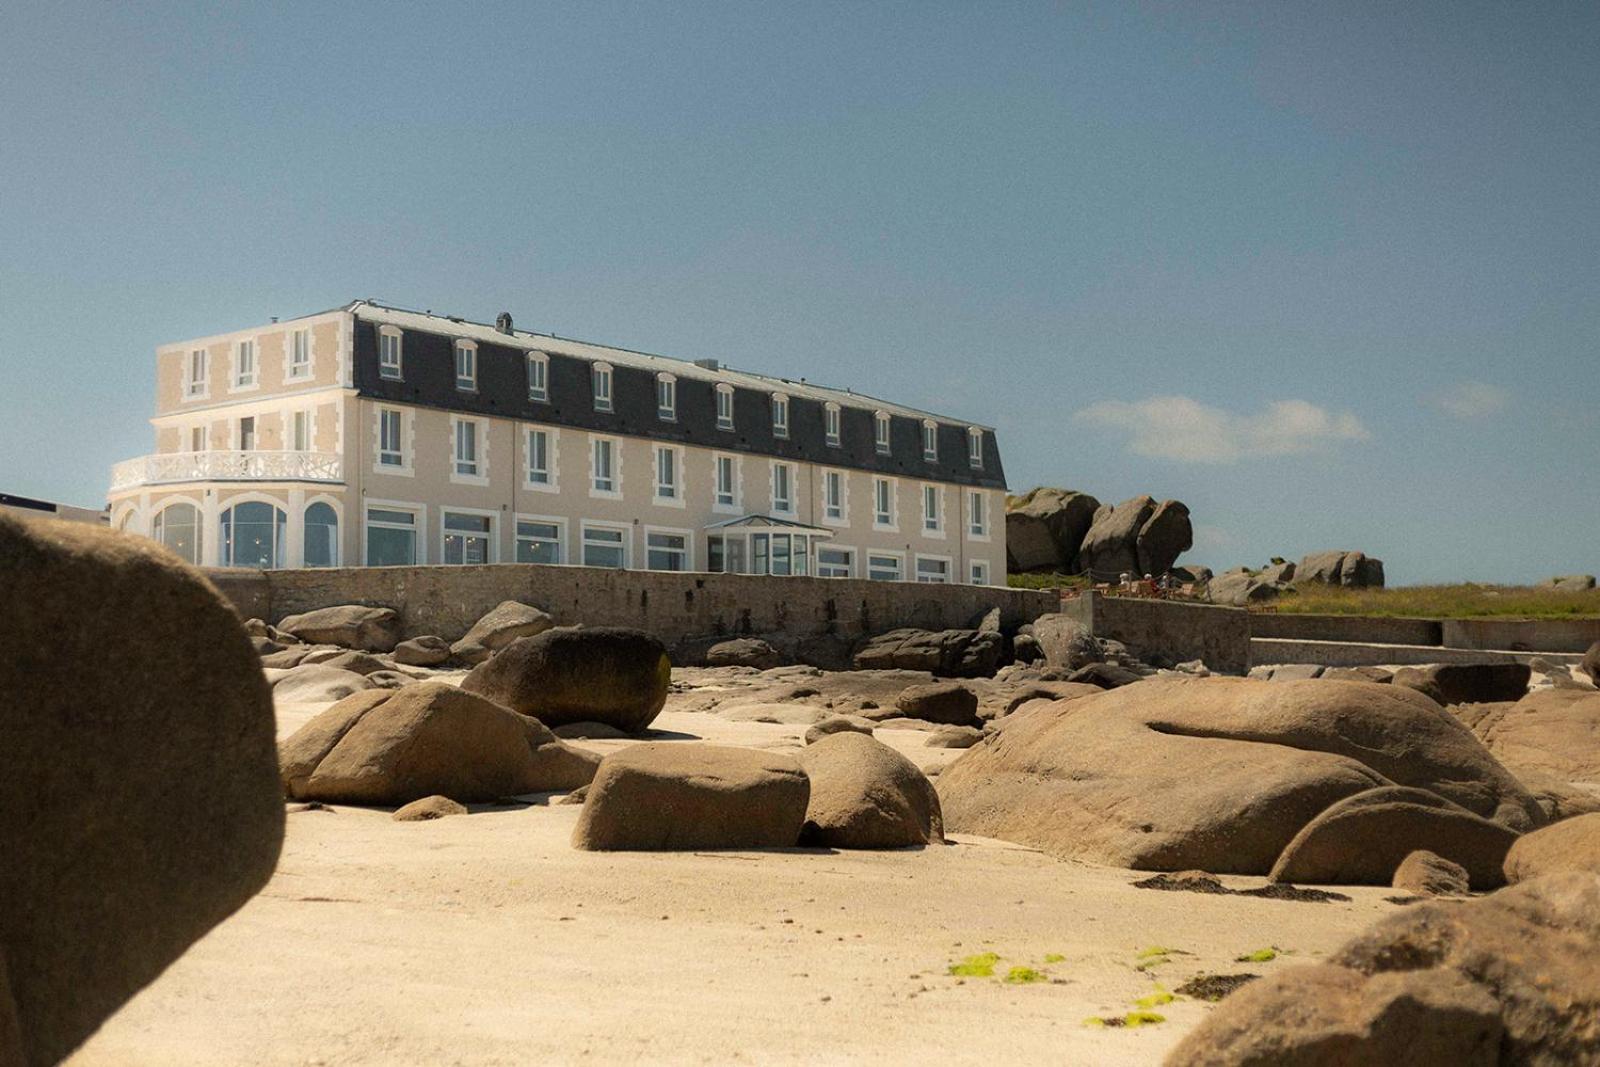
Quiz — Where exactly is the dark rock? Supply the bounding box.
[851,628,1004,678]
[1392,850,1470,896]
[1136,499,1193,577]
[1077,495,1156,581]
[894,682,981,727]
[1393,663,1531,706]
[392,795,467,821]
[706,637,785,669]
[1065,662,1145,689]
[460,626,671,733]
[392,635,452,667]
[1003,487,1101,573]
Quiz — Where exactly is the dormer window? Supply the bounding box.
[824,403,842,447]
[716,384,735,431]
[378,327,403,380]
[874,411,891,455]
[592,362,614,412]
[922,420,938,462]
[657,373,676,421]
[968,427,984,469]
[526,351,548,401]
[771,393,789,438]
[454,340,477,392]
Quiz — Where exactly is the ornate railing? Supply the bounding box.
[109,451,344,492]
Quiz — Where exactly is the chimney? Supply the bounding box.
[495,312,514,335]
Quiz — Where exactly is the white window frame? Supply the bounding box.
[654,444,686,507]
[189,424,207,452]
[592,362,614,413]
[969,559,992,586]
[817,544,855,579]
[449,415,489,486]
[874,410,891,455]
[378,326,403,381]
[184,348,210,399]
[873,476,898,531]
[235,415,257,451]
[363,499,426,565]
[375,406,411,475]
[657,373,676,421]
[771,393,789,439]
[822,468,847,525]
[291,408,313,452]
[523,424,558,492]
[589,434,622,499]
[968,426,984,469]
[644,525,694,572]
[922,482,945,538]
[454,339,478,392]
[922,419,938,462]
[440,506,498,566]
[288,327,313,381]
[716,384,735,431]
[514,513,566,566]
[867,551,904,582]
[580,520,631,569]
[770,460,796,516]
[915,554,952,584]
[526,351,548,401]
[968,489,990,540]
[824,402,842,448]
[232,339,258,391]
[712,452,741,514]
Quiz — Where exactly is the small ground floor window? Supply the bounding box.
[915,556,950,584]
[582,524,628,569]
[443,511,493,565]
[366,507,418,566]
[867,553,903,582]
[817,545,854,578]
[969,560,990,586]
[516,519,562,564]
[646,530,689,571]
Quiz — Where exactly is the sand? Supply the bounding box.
[65,688,1405,1066]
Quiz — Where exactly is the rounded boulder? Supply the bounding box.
[799,732,944,849]
[460,626,670,733]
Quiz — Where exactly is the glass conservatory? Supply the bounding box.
[704,515,834,577]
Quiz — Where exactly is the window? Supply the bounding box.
[582,524,627,569]
[968,427,984,469]
[189,426,206,452]
[874,477,896,528]
[378,409,404,467]
[916,556,951,584]
[234,340,257,388]
[304,502,338,567]
[516,519,562,564]
[221,501,286,568]
[771,393,789,438]
[771,462,794,514]
[647,531,689,572]
[238,416,257,451]
[152,503,202,565]
[874,411,891,455]
[922,420,938,462]
[923,484,942,533]
[289,329,311,379]
[823,470,845,521]
[655,446,679,501]
[292,410,311,452]
[454,340,477,391]
[817,546,854,578]
[526,427,553,487]
[526,351,548,401]
[824,403,841,447]
[657,373,676,420]
[714,454,737,509]
[366,507,418,565]
[592,362,613,412]
[716,384,735,430]
[379,327,403,380]
[454,419,479,477]
[591,436,617,495]
[185,349,208,397]
[970,560,991,586]
[443,511,492,565]
[868,553,903,582]
[969,490,988,537]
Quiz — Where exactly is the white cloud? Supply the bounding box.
[1074,395,1370,464]
[1430,381,1509,419]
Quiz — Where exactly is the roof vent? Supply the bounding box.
[694,358,720,372]
[495,312,513,335]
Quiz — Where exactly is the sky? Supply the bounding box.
[1,2,1595,584]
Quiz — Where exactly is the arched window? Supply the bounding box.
[221,501,287,568]
[151,503,202,565]
[115,509,138,534]
[304,502,339,568]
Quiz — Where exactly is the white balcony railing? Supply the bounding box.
[109,450,344,492]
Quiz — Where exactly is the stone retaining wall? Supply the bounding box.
[1249,612,1599,653]
[1058,591,1252,675]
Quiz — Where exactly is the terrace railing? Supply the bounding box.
[109,450,344,492]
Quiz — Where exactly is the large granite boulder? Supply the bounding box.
[276,604,402,652]
[706,637,784,669]
[1293,550,1386,588]
[798,733,944,848]
[269,664,374,704]
[392,635,452,667]
[937,677,1542,873]
[460,626,671,733]
[851,628,1005,678]
[894,682,981,727]
[280,682,598,804]
[1541,574,1597,592]
[1206,571,1284,607]
[1030,614,1103,670]
[449,600,554,665]
[572,744,809,850]
[1392,850,1470,896]
[1076,495,1156,580]
[1393,662,1531,706]
[1136,499,1193,577]
[1003,487,1100,572]
[1503,813,1600,882]
[1165,873,1600,1066]
[0,514,284,1066]
[1456,689,1600,789]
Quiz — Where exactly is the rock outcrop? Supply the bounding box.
[1293,550,1386,588]
[1456,689,1600,790]
[276,604,402,652]
[851,628,1005,678]
[1003,487,1101,572]
[460,626,671,733]
[1392,850,1470,896]
[798,733,944,848]
[1393,662,1531,706]
[1541,574,1597,592]
[449,600,554,665]
[1503,813,1600,882]
[894,682,981,727]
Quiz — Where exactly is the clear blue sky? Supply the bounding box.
[2,2,1595,583]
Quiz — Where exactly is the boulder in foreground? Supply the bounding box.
[0,514,284,1067]
[573,744,809,850]
[461,626,671,732]
[276,604,402,652]
[280,682,599,804]
[799,733,944,849]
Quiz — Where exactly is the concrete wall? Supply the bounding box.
[1250,612,1599,654]
[204,563,1057,647]
[1060,591,1252,675]
[1249,613,1442,647]
[1251,637,1583,669]
[1440,617,1600,654]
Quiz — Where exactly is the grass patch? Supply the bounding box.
[1235,947,1278,963]
[1265,583,1600,619]
[1133,945,1190,971]
[1134,986,1175,1009]
[1086,1011,1168,1028]
[947,952,1001,977]
[1004,966,1047,984]
[1007,572,1093,591]
[1043,953,1066,964]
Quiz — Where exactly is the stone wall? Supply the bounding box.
[1058,591,1252,675]
[1440,617,1600,654]
[204,564,1057,647]
[1248,613,1443,647]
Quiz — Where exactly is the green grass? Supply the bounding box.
[1234,947,1278,963]
[1006,572,1092,591]
[947,952,1001,977]
[1265,583,1600,620]
[1004,966,1047,984]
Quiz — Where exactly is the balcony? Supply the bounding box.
[110,450,344,493]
